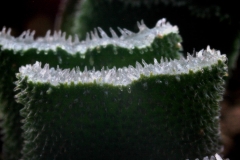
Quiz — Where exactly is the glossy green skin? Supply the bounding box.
[0,33,181,160]
[16,61,227,160]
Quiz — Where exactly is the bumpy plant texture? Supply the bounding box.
[15,47,227,160]
[0,19,181,160]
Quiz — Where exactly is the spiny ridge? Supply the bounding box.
[0,18,178,54]
[17,46,226,86]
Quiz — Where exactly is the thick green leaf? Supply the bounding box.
[0,19,181,160]
[15,47,227,160]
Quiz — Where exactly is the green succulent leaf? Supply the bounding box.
[61,0,238,72]
[15,47,227,160]
[0,19,181,160]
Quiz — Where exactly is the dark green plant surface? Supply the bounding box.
[0,21,181,160]
[15,49,227,160]
[62,0,239,70]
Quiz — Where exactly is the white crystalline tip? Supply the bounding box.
[18,47,226,87]
[191,153,228,160]
[0,18,178,55]
[215,154,222,160]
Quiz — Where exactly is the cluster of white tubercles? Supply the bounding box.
[18,46,226,86]
[190,153,228,160]
[0,18,178,54]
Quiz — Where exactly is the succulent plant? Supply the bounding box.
[0,0,233,159]
[15,46,227,160]
[59,0,239,70]
[0,19,183,159]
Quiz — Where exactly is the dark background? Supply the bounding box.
[0,0,239,159]
[0,0,60,37]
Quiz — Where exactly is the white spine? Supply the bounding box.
[0,18,179,55]
[18,47,226,86]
